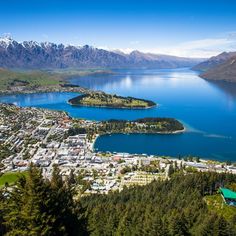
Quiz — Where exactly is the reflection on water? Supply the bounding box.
[209,80,236,98]
[1,68,236,161]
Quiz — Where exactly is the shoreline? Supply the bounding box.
[1,86,157,110]
[91,134,100,151]
[0,87,85,96]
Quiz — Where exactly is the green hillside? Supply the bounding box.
[0,68,63,90]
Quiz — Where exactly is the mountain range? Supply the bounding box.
[200,55,236,82]
[0,36,203,70]
[193,51,236,82]
[192,51,236,72]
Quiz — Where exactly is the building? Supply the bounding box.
[120,171,164,188]
[220,188,236,206]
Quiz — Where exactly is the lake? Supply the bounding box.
[1,68,236,161]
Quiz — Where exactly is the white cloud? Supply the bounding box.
[152,37,236,58]
[98,46,134,54]
[97,33,236,58]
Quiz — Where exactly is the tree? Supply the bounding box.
[1,164,86,235]
[0,189,6,235]
[67,169,76,185]
[168,164,175,177]
[81,172,236,235]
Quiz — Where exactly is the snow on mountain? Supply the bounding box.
[0,37,204,69]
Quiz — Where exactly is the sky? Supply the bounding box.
[1,0,236,58]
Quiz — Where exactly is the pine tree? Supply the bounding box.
[2,164,86,236]
[0,189,6,235]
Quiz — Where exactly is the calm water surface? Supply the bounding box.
[1,68,236,161]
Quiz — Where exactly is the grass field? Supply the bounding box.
[0,68,63,90]
[69,93,156,108]
[204,194,236,220]
[0,171,28,188]
[0,68,114,91]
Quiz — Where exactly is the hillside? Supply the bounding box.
[192,51,236,72]
[200,56,236,83]
[0,68,113,93]
[82,172,236,235]
[1,166,236,235]
[0,68,63,90]
[0,36,203,69]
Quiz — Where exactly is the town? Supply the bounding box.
[0,103,236,195]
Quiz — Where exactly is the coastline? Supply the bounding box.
[0,86,87,96]
[91,134,100,152]
[1,85,157,110]
[0,72,185,159]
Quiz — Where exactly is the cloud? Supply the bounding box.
[98,45,134,54]
[97,33,236,58]
[146,36,236,58]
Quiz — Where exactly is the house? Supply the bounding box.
[220,188,236,206]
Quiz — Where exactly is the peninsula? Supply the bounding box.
[68,117,185,136]
[0,68,157,109]
[68,92,156,109]
[98,118,184,134]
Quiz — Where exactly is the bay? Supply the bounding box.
[1,68,236,161]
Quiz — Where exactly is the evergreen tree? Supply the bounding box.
[1,165,86,236]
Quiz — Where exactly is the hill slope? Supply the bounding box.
[201,56,236,82]
[82,172,236,235]
[193,51,236,72]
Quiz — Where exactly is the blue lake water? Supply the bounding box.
[1,68,236,161]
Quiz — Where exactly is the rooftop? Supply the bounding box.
[220,188,236,199]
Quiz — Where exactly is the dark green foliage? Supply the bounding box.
[81,172,236,235]
[0,144,15,162]
[98,118,184,134]
[67,117,184,140]
[1,169,236,235]
[68,127,87,136]
[0,165,86,236]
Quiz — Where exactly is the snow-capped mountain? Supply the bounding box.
[0,36,204,69]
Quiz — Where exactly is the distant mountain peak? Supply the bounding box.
[0,35,15,48]
[0,37,204,69]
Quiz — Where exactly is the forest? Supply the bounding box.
[68,117,184,139]
[0,166,236,235]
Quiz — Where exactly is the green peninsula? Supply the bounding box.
[98,118,184,133]
[69,117,185,135]
[68,93,156,109]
